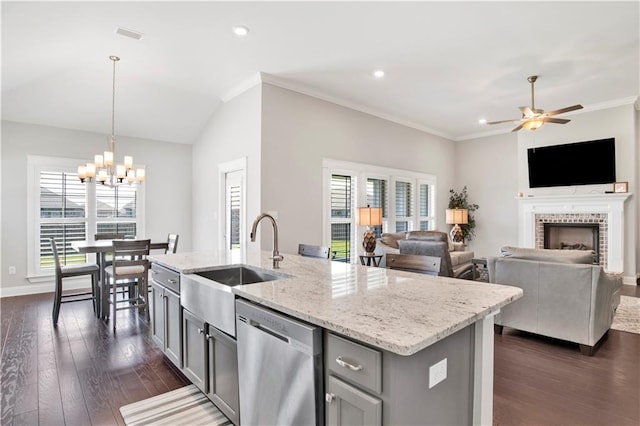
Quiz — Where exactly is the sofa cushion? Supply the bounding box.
[500,246,595,264]
[380,232,406,249]
[406,231,448,242]
[450,250,474,267]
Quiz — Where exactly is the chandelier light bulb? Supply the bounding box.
[94,154,104,168]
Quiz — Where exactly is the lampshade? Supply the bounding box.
[358,206,383,226]
[445,208,469,225]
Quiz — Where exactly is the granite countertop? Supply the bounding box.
[149,250,522,356]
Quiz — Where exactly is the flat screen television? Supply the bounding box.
[527,138,616,188]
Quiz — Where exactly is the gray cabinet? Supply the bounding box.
[182,309,240,425]
[326,333,382,426]
[206,324,240,425]
[182,308,207,391]
[151,264,182,368]
[327,375,382,426]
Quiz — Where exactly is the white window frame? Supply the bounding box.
[324,167,358,263]
[27,155,145,279]
[218,157,247,251]
[322,159,437,263]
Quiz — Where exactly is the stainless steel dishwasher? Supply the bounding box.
[236,299,323,426]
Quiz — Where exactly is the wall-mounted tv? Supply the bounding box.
[527,138,616,188]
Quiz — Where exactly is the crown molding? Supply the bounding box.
[259,73,454,140]
[221,73,638,142]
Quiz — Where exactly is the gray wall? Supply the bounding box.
[455,132,519,257]
[1,120,192,295]
[191,84,262,252]
[260,83,457,255]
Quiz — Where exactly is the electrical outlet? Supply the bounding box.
[8,266,16,275]
[429,358,447,389]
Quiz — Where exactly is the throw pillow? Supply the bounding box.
[500,246,596,264]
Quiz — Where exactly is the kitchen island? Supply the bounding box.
[149,249,522,425]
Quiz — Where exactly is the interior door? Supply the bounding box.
[224,170,244,251]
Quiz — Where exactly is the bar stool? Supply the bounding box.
[50,238,100,326]
[166,233,179,254]
[103,239,151,331]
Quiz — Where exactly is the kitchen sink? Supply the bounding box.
[182,265,288,337]
[194,266,281,286]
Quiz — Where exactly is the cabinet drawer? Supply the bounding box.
[151,263,180,293]
[327,333,382,395]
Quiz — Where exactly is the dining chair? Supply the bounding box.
[386,253,441,276]
[94,233,126,240]
[298,243,331,259]
[50,238,100,325]
[103,239,151,330]
[166,233,179,254]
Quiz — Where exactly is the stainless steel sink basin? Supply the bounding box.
[182,265,288,337]
[194,266,280,286]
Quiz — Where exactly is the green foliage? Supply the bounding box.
[448,186,479,242]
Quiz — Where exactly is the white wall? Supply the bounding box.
[191,85,262,251]
[1,120,192,295]
[260,83,457,255]
[455,132,519,257]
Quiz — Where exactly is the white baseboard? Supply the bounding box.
[623,276,638,286]
[0,276,92,298]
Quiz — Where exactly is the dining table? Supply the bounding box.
[71,239,169,318]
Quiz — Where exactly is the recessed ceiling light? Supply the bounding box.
[478,118,487,124]
[373,70,385,78]
[233,26,249,36]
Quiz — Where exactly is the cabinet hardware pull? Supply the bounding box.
[167,279,177,284]
[198,328,204,334]
[325,392,336,403]
[205,334,213,340]
[336,356,363,371]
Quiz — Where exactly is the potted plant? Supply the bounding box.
[448,186,479,242]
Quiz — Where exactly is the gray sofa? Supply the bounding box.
[376,231,474,278]
[487,246,622,355]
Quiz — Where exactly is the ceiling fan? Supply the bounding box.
[486,75,583,132]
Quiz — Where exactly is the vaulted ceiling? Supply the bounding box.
[2,1,638,143]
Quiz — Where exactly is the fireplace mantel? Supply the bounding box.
[518,193,631,272]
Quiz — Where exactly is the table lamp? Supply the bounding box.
[446,208,468,243]
[358,206,383,255]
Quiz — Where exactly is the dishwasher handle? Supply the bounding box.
[251,320,290,344]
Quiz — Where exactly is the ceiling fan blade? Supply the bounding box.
[486,118,521,125]
[545,104,583,116]
[511,123,524,132]
[519,106,534,116]
[542,117,570,124]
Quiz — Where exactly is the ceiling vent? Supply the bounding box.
[115,26,143,40]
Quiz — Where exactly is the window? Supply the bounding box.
[28,155,144,277]
[323,159,436,264]
[394,180,413,232]
[366,177,388,238]
[330,174,355,262]
[418,181,434,230]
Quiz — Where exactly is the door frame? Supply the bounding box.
[218,157,247,251]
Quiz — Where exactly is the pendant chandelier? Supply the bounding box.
[78,55,144,186]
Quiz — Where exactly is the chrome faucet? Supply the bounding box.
[250,213,284,269]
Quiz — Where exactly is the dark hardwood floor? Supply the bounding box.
[1,289,638,425]
[1,292,189,426]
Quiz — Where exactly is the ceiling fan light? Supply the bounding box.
[523,119,544,130]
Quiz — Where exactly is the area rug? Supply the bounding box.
[611,295,640,335]
[120,384,232,426]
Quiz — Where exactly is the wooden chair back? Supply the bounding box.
[166,234,179,254]
[386,253,441,276]
[95,233,126,240]
[298,243,331,259]
[111,239,151,278]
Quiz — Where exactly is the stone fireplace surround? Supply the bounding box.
[518,194,630,273]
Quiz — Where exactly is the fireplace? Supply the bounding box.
[518,194,630,273]
[543,223,599,264]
